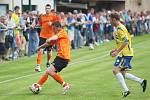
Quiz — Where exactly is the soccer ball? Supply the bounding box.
[30,83,42,94]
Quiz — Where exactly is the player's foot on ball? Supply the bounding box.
[35,65,41,72]
[122,91,130,97]
[62,83,70,95]
[141,79,147,92]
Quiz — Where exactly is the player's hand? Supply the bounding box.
[111,50,119,57]
[36,46,41,51]
[110,50,115,56]
[46,38,51,43]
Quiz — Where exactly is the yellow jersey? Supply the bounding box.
[12,13,19,36]
[113,23,134,56]
[12,13,19,25]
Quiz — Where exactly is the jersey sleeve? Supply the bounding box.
[57,31,67,39]
[117,28,129,42]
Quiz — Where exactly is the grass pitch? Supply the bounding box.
[0,34,150,100]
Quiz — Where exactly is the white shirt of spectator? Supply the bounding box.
[6,18,16,36]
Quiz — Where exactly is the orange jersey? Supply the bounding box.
[39,13,59,38]
[56,29,70,60]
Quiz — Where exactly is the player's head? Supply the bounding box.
[109,13,120,26]
[52,21,62,34]
[14,6,20,14]
[45,4,51,14]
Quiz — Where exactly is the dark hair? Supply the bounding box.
[110,13,120,21]
[7,10,13,13]
[14,6,20,10]
[51,9,55,12]
[45,4,51,7]
[52,21,61,28]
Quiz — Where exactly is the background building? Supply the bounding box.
[125,0,150,12]
[0,0,150,15]
[57,0,150,12]
[0,0,55,15]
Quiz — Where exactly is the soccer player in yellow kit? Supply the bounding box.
[109,13,147,97]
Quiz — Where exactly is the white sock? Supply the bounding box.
[116,73,129,92]
[125,73,143,84]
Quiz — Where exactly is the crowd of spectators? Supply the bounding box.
[0,6,150,62]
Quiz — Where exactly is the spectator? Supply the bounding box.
[0,16,7,61]
[12,6,21,58]
[74,10,83,49]
[85,8,95,50]
[27,11,39,56]
[66,12,75,49]
[5,10,16,60]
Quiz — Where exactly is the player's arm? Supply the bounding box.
[36,35,58,51]
[117,37,128,52]
[111,38,128,57]
[36,42,49,51]
[111,29,129,57]
[46,35,58,43]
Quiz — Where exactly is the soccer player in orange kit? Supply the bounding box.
[35,4,59,72]
[31,21,71,94]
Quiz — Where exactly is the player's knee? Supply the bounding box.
[45,68,55,76]
[112,68,119,75]
[45,70,49,75]
[112,69,116,74]
[48,71,56,76]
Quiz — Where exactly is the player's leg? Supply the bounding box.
[125,73,147,92]
[35,49,42,72]
[122,56,147,92]
[47,66,65,85]
[47,56,70,94]
[37,72,49,85]
[35,59,65,86]
[35,37,45,72]
[47,66,70,94]
[46,46,52,68]
[113,56,130,97]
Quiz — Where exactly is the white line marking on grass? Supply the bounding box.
[69,54,108,65]
[0,73,41,84]
[0,40,149,84]
[0,54,109,84]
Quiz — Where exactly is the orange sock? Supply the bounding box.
[37,74,48,85]
[36,51,42,65]
[52,73,65,85]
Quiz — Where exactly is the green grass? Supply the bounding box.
[0,34,150,100]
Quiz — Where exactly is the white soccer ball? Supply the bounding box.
[30,83,42,94]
